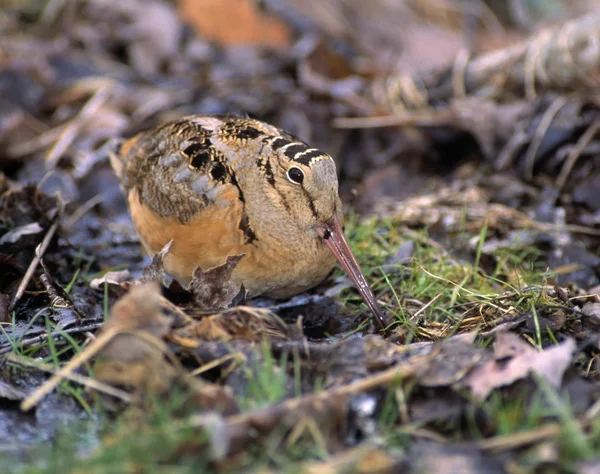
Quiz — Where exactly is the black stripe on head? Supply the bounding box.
[283,143,309,160]
[294,149,325,166]
[270,137,289,150]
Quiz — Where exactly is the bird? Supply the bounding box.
[109,115,385,329]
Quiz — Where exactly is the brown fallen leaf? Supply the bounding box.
[89,269,132,290]
[177,0,291,47]
[189,254,245,310]
[582,302,600,329]
[171,306,288,345]
[417,332,485,387]
[21,282,170,410]
[463,332,576,400]
[0,379,28,401]
[138,240,172,286]
[94,282,238,413]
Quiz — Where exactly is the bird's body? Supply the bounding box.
[111,115,339,297]
[111,115,385,327]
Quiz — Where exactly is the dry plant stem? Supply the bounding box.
[45,85,110,169]
[522,96,568,180]
[0,321,104,356]
[333,109,456,129]
[478,419,593,453]
[21,327,117,411]
[9,217,60,312]
[64,193,105,231]
[410,293,443,321]
[371,13,600,109]
[188,360,419,439]
[8,353,131,403]
[556,117,600,190]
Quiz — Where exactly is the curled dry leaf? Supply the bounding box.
[172,306,288,345]
[189,254,245,310]
[582,302,600,329]
[0,379,28,401]
[463,332,576,400]
[93,282,175,394]
[138,240,172,286]
[89,269,132,290]
[416,332,486,387]
[0,222,43,245]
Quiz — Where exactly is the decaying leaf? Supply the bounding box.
[0,379,28,401]
[178,0,292,47]
[0,222,43,245]
[89,269,132,290]
[416,332,485,387]
[189,254,245,310]
[172,306,288,345]
[93,282,238,413]
[463,332,576,400]
[138,240,172,286]
[582,302,600,329]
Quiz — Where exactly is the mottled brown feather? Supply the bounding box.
[111,115,340,298]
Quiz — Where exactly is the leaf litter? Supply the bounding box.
[1,0,600,471]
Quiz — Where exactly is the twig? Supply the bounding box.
[45,86,110,170]
[9,217,60,312]
[186,358,420,449]
[64,193,105,231]
[7,352,131,403]
[478,419,593,452]
[0,321,104,356]
[522,96,568,180]
[556,117,600,190]
[410,293,443,321]
[21,327,118,411]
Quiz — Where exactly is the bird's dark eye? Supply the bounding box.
[287,167,304,184]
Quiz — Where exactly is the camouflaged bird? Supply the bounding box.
[110,115,385,328]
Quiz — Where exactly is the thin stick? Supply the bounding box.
[10,218,60,312]
[478,419,592,452]
[8,353,131,403]
[189,359,418,429]
[0,321,104,356]
[64,193,105,231]
[522,96,568,180]
[21,327,117,411]
[556,117,600,190]
[410,293,443,321]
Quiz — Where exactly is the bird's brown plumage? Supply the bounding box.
[110,115,385,328]
[110,115,340,298]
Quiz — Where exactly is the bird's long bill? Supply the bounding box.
[317,215,386,330]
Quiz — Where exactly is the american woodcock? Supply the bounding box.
[110,115,385,328]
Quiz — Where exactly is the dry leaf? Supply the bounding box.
[172,306,288,344]
[89,269,132,290]
[93,282,175,393]
[0,379,28,401]
[177,0,291,47]
[189,254,245,310]
[463,332,576,400]
[417,332,485,387]
[138,240,172,286]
